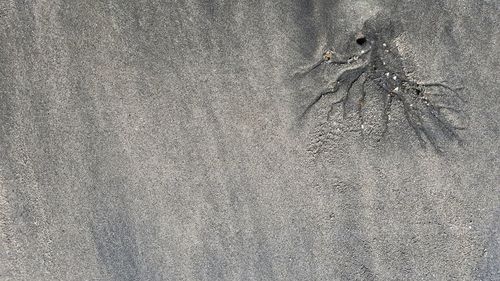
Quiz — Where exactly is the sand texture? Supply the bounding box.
[0,1,499,280]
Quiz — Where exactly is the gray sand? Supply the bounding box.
[0,1,499,280]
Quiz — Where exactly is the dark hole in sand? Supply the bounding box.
[356,37,367,45]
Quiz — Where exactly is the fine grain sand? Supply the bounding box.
[0,1,499,280]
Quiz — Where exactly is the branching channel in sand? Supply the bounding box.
[296,22,466,153]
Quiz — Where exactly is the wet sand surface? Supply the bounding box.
[0,1,499,280]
